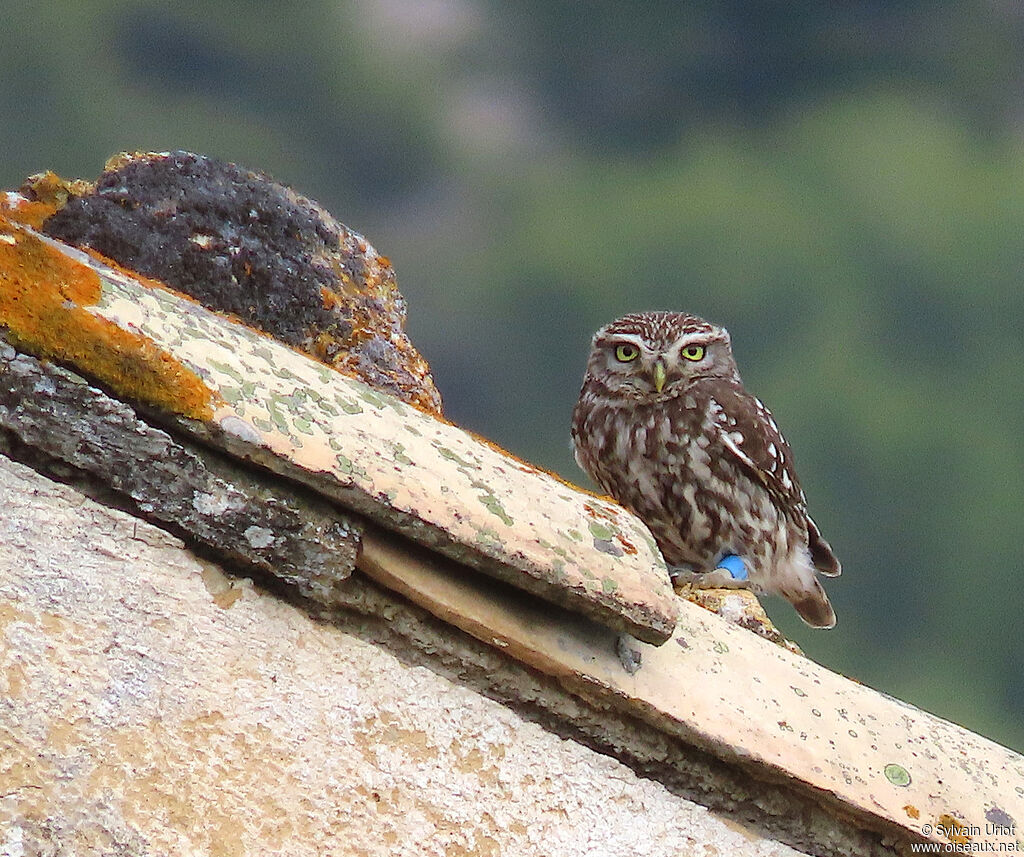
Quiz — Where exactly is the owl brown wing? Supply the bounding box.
[709,381,841,577]
[707,381,803,505]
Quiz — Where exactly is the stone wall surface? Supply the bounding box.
[0,454,805,857]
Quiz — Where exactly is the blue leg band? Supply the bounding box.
[715,553,748,581]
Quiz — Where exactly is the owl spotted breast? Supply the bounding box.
[571,311,840,628]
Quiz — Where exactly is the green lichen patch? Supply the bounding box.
[473,527,504,552]
[208,358,245,383]
[358,388,390,409]
[884,764,912,787]
[293,416,315,436]
[436,445,475,468]
[479,494,514,527]
[389,442,413,466]
[333,453,368,480]
[337,398,365,415]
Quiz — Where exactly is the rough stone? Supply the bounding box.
[35,150,443,414]
[0,455,806,857]
[677,585,802,653]
[0,340,362,607]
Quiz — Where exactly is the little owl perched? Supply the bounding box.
[571,311,839,628]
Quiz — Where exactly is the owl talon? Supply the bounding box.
[668,564,700,585]
[699,555,750,589]
[672,555,750,590]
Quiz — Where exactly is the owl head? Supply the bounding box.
[583,311,740,400]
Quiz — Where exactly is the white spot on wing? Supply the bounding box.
[720,428,758,472]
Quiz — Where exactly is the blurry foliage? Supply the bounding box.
[2,1,1022,751]
[489,0,1024,148]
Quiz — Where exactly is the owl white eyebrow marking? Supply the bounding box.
[672,331,713,349]
[668,331,718,360]
[598,332,647,350]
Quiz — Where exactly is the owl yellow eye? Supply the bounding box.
[681,344,705,361]
[615,344,639,362]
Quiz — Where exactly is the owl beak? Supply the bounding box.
[652,359,667,393]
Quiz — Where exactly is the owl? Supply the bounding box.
[571,311,840,628]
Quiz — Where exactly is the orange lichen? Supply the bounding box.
[0,171,94,229]
[903,805,920,819]
[615,534,639,555]
[1,198,58,230]
[320,286,342,311]
[937,814,971,845]
[584,501,621,523]
[0,215,216,420]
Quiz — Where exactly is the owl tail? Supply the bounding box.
[790,578,837,629]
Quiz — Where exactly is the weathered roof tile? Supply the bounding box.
[0,209,677,644]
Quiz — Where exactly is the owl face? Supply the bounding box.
[584,311,740,401]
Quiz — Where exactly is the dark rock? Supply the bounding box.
[41,151,442,415]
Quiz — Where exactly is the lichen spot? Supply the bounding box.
[1,172,92,229]
[479,493,514,527]
[883,763,911,787]
[937,814,971,845]
[0,216,217,420]
[615,533,639,555]
[985,806,1015,829]
[593,538,623,557]
[218,414,262,445]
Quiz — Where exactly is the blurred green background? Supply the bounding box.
[3,2,1022,751]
